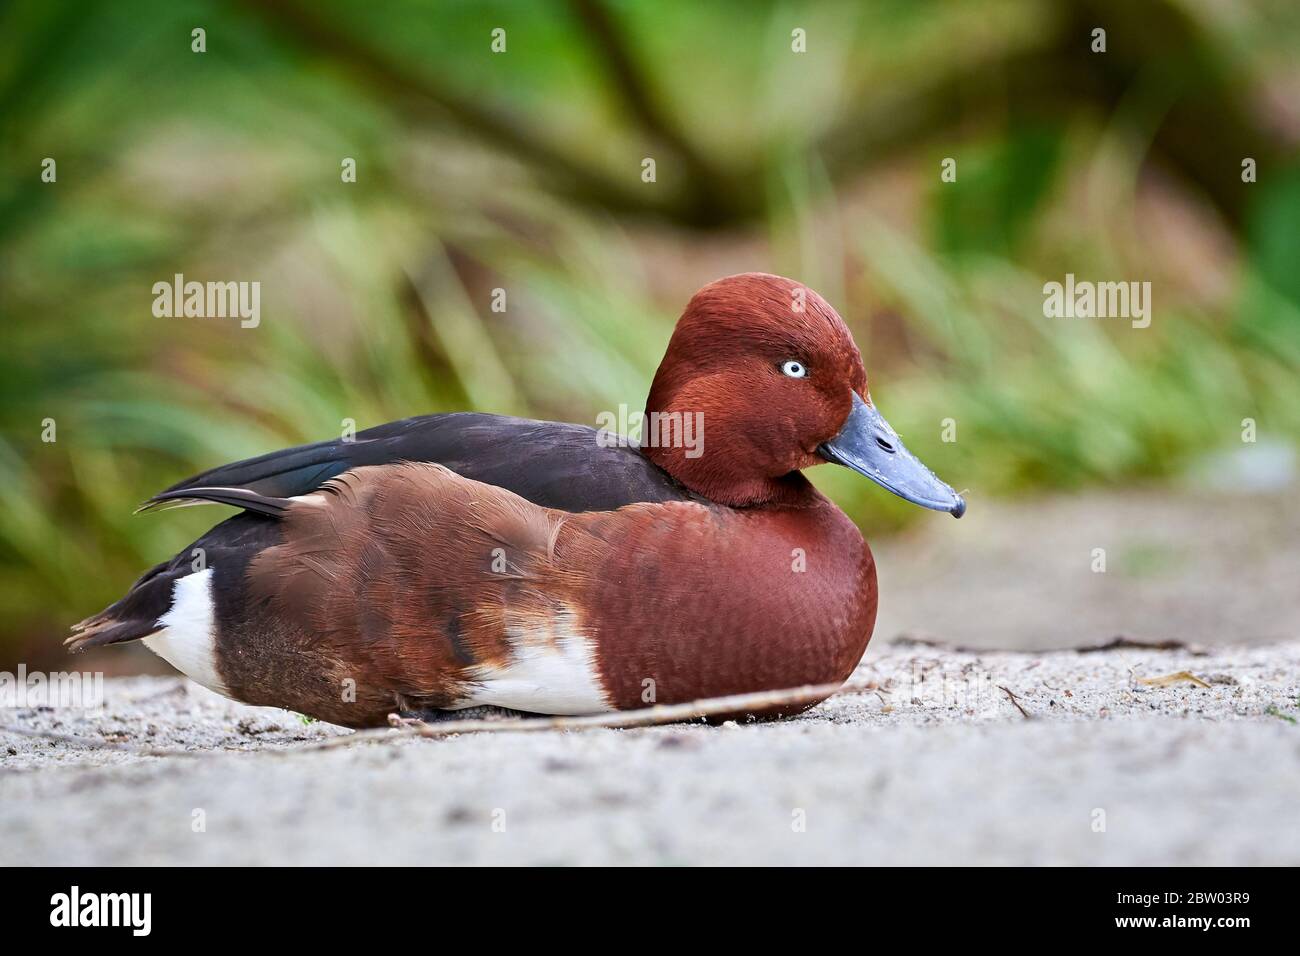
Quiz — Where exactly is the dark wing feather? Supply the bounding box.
[145,413,698,513]
[142,486,291,517]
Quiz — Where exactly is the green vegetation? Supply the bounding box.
[2,0,1297,664]
[1265,706,1297,725]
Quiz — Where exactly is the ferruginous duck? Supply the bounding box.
[69,273,964,727]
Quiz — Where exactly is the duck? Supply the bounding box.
[68,273,964,728]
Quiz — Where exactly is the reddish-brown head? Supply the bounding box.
[642,273,866,506]
[642,272,965,516]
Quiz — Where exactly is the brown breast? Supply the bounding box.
[567,496,877,712]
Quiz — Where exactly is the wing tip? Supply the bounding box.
[137,487,292,518]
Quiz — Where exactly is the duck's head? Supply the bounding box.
[642,272,965,515]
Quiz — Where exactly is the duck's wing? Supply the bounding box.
[143,412,696,514]
[69,415,694,658]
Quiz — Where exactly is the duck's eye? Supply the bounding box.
[781,360,807,379]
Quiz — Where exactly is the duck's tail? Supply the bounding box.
[69,492,294,654]
[67,559,178,652]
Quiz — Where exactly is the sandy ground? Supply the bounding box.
[2,641,1297,866]
[3,488,1296,865]
[871,487,1300,650]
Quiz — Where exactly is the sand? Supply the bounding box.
[3,640,1297,865]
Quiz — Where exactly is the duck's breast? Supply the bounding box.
[563,497,877,709]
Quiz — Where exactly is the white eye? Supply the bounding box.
[781,360,807,379]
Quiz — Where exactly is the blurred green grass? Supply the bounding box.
[1,0,1298,665]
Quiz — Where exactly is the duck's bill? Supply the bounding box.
[818,392,966,518]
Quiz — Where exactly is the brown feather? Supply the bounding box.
[217,460,873,726]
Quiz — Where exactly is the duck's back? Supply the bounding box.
[150,412,698,513]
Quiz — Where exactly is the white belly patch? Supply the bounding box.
[453,610,612,715]
[142,568,230,696]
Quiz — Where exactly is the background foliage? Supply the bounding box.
[2,0,1298,668]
